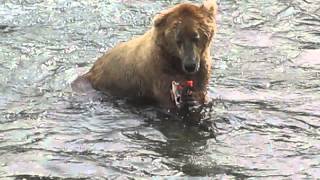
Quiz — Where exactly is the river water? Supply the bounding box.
[0,0,319,179]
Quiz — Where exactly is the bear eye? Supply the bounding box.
[176,39,183,47]
[192,33,200,42]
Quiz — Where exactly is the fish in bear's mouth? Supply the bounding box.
[171,80,198,108]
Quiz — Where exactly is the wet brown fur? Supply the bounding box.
[77,1,218,109]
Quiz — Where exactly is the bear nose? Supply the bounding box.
[184,63,197,73]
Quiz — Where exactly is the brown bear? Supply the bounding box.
[73,0,218,109]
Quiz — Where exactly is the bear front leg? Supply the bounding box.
[190,90,208,104]
[151,79,176,109]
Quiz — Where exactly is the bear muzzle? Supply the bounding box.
[182,58,200,74]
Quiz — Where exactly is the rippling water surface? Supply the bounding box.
[0,0,319,179]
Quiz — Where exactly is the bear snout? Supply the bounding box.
[183,60,199,74]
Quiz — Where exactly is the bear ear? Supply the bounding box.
[153,13,167,27]
[153,6,177,27]
[201,0,218,17]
